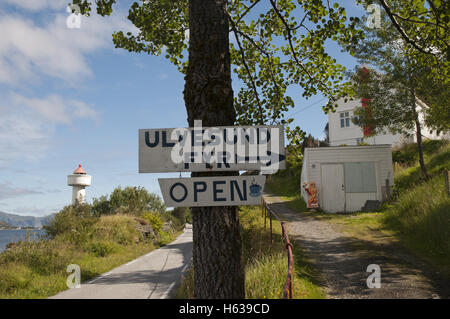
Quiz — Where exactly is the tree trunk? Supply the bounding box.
[183,0,245,298]
[411,89,428,178]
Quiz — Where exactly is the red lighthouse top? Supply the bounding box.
[73,164,86,175]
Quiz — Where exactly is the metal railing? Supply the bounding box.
[261,197,294,299]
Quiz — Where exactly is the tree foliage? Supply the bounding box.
[346,9,448,136]
[357,0,449,60]
[72,0,365,140]
[92,186,166,216]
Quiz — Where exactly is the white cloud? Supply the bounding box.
[0,93,98,165]
[0,182,43,200]
[0,103,52,165]
[0,8,137,86]
[2,0,66,12]
[0,5,136,165]
[12,94,98,124]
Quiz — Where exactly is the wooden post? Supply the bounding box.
[269,210,273,245]
[261,198,263,217]
[264,206,267,230]
[445,171,450,196]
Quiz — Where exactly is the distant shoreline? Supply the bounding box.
[0,229,46,252]
[0,228,43,231]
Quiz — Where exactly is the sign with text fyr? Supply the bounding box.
[139,125,285,174]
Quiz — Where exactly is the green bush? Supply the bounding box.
[86,241,120,257]
[141,211,163,233]
[392,139,448,166]
[91,186,166,216]
[92,215,140,245]
[169,207,190,230]
[0,264,33,295]
[158,232,174,246]
[0,241,71,276]
[44,204,97,243]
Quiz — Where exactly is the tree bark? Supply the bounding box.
[183,0,244,298]
[411,88,428,178]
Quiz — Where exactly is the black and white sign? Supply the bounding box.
[139,124,285,173]
[158,176,266,207]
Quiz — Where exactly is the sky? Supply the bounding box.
[0,0,367,217]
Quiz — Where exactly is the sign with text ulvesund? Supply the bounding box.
[139,124,285,174]
[158,176,266,207]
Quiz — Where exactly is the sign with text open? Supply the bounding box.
[139,123,285,174]
[158,176,266,207]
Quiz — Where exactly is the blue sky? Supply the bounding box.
[0,0,366,217]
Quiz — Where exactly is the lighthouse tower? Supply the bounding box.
[67,164,92,205]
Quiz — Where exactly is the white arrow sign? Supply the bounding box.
[139,123,285,173]
[158,176,266,207]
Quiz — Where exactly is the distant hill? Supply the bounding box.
[0,211,55,228]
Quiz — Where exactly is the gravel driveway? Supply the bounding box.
[264,194,449,299]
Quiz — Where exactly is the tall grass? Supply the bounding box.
[176,206,324,299]
[383,174,450,266]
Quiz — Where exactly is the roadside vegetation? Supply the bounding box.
[266,139,450,277]
[176,205,324,299]
[0,186,190,299]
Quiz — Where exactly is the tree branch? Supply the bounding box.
[229,0,262,31]
[377,0,436,56]
[228,15,265,124]
[269,0,332,96]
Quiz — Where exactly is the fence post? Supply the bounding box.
[269,210,273,245]
[261,197,264,217]
[264,206,267,230]
[445,171,450,196]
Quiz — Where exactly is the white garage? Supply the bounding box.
[300,145,394,213]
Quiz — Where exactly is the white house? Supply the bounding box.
[328,97,448,147]
[301,145,394,213]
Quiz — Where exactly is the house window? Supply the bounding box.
[340,112,350,128]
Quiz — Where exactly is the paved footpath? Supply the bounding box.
[51,224,193,299]
[264,194,449,299]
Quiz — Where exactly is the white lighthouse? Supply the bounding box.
[67,164,92,205]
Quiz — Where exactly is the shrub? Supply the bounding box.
[158,232,174,246]
[169,207,190,230]
[44,204,97,243]
[91,195,112,216]
[141,212,163,234]
[92,215,140,245]
[92,186,166,216]
[86,241,120,257]
[392,139,448,166]
[0,264,33,295]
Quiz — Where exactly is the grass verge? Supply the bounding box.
[176,206,324,299]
